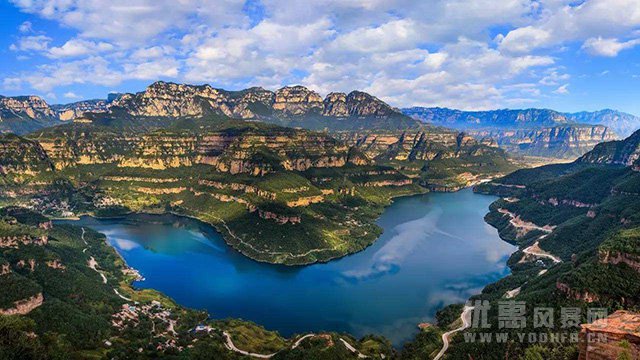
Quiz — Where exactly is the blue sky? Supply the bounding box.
[1,0,640,115]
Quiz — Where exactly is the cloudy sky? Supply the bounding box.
[1,0,640,113]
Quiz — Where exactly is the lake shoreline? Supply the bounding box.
[62,188,516,346]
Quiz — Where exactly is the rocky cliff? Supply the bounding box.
[468,125,615,158]
[578,311,640,360]
[403,106,623,158]
[51,99,110,121]
[569,109,640,138]
[0,96,60,134]
[31,122,363,175]
[402,107,573,128]
[107,81,416,131]
[578,129,640,165]
[0,134,54,181]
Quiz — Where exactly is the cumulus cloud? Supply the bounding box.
[48,39,115,58]
[4,0,640,108]
[581,37,640,57]
[63,91,81,99]
[10,35,52,52]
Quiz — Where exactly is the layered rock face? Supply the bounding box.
[0,96,56,120]
[402,107,573,128]
[569,109,640,138]
[109,81,403,121]
[578,129,640,166]
[0,134,54,178]
[273,86,324,117]
[0,293,44,315]
[578,311,640,360]
[0,96,60,134]
[403,107,626,158]
[468,125,615,158]
[52,99,110,121]
[337,130,491,162]
[34,127,361,175]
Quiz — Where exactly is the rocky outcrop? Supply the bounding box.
[361,179,413,187]
[599,250,640,273]
[0,96,60,135]
[466,126,615,159]
[0,96,56,120]
[52,99,110,121]
[108,81,410,124]
[0,134,54,178]
[0,235,48,248]
[273,86,324,117]
[0,263,10,275]
[286,195,325,207]
[336,130,490,162]
[134,186,187,195]
[46,259,65,270]
[198,180,277,200]
[33,127,358,175]
[258,209,301,225]
[569,109,640,138]
[349,91,399,117]
[403,107,621,159]
[556,281,600,303]
[578,310,640,360]
[545,197,594,208]
[323,93,349,117]
[578,129,640,166]
[16,259,36,272]
[0,293,44,315]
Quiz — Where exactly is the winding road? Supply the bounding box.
[522,239,562,264]
[433,306,474,360]
[221,332,369,359]
[81,227,132,301]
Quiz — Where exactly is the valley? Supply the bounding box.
[1,81,639,359]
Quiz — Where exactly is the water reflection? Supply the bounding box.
[62,188,515,345]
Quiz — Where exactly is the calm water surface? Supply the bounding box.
[66,188,515,345]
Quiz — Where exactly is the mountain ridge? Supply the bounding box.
[403,106,640,137]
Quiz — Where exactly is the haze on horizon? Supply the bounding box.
[1,0,640,115]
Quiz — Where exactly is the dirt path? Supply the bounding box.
[497,208,555,234]
[523,240,561,263]
[222,331,278,359]
[292,334,316,349]
[339,338,368,358]
[81,227,133,301]
[88,256,108,284]
[433,306,474,360]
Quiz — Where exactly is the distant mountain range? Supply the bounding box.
[402,107,640,158]
[2,82,637,159]
[402,107,640,137]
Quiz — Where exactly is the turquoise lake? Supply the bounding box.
[66,188,515,345]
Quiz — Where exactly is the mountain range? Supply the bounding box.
[1,82,638,159]
[402,107,640,137]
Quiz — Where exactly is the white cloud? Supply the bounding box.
[581,37,640,57]
[63,91,81,99]
[48,39,114,58]
[2,78,22,91]
[10,35,52,52]
[539,69,570,86]
[497,26,552,54]
[553,84,570,94]
[18,21,33,33]
[497,0,640,55]
[4,0,640,108]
